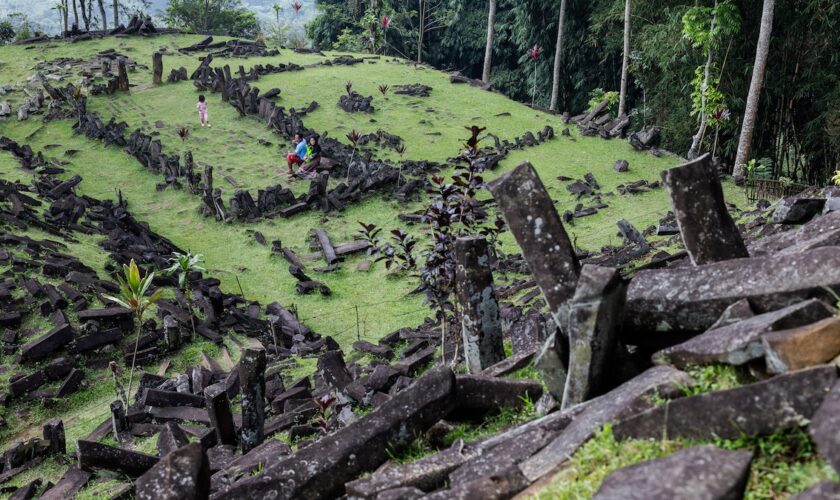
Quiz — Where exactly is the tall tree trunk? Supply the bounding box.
[79,0,90,30]
[204,0,210,32]
[687,3,717,160]
[481,0,496,84]
[548,0,568,112]
[112,0,119,28]
[417,0,425,64]
[733,0,775,181]
[618,0,632,117]
[71,0,79,30]
[97,0,107,29]
[62,0,69,34]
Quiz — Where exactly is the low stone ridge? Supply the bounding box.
[593,445,753,500]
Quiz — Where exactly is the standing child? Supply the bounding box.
[196,95,210,127]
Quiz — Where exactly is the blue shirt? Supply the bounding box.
[294,141,308,159]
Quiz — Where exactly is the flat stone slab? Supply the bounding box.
[763,317,840,374]
[593,445,752,500]
[519,366,693,483]
[625,247,840,337]
[614,365,837,441]
[654,299,834,368]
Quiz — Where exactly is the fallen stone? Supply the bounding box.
[488,161,580,323]
[614,365,837,441]
[217,367,456,498]
[77,439,159,476]
[773,198,826,224]
[345,441,474,498]
[708,298,754,330]
[790,481,840,500]
[481,349,536,378]
[520,365,693,482]
[157,421,190,457]
[534,332,567,401]
[808,381,840,476]
[763,317,840,374]
[661,154,748,264]
[136,442,210,500]
[625,247,840,338]
[38,465,90,500]
[21,323,73,362]
[454,375,543,413]
[613,159,629,172]
[593,445,752,500]
[654,299,834,368]
[426,465,529,500]
[750,211,840,256]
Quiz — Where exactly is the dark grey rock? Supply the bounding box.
[654,299,834,368]
[488,162,580,324]
[593,445,752,500]
[562,265,625,409]
[750,211,840,257]
[624,247,840,338]
[791,481,840,499]
[809,381,840,475]
[772,198,826,224]
[661,154,748,265]
[136,442,210,500]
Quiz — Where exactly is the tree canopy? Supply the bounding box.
[164,0,259,38]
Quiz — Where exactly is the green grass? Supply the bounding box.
[533,426,836,499]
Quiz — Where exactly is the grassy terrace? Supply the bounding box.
[0,33,757,495]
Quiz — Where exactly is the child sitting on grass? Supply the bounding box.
[197,95,210,127]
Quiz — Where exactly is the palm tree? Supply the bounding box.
[164,251,205,341]
[618,0,632,117]
[53,2,68,35]
[733,0,775,181]
[104,259,163,405]
[272,3,282,23]
[481,0,496,84]
[548,0,568,112]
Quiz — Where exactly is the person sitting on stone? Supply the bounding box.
[285,133,307,176]
[295,136,322,180]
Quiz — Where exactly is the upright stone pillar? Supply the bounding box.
[661,153,748,265]
[561,265,625,409]
[204,383,237,446]
[487,161,581,325]
[152,52,163,85]
[163,314,180,351]
[239,348,266,453]
[43,418,65,456]
[110,400,128,435]
[454,235,505,373]
[117,58,129,92]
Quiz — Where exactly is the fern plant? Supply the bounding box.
[104,259,163,406]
